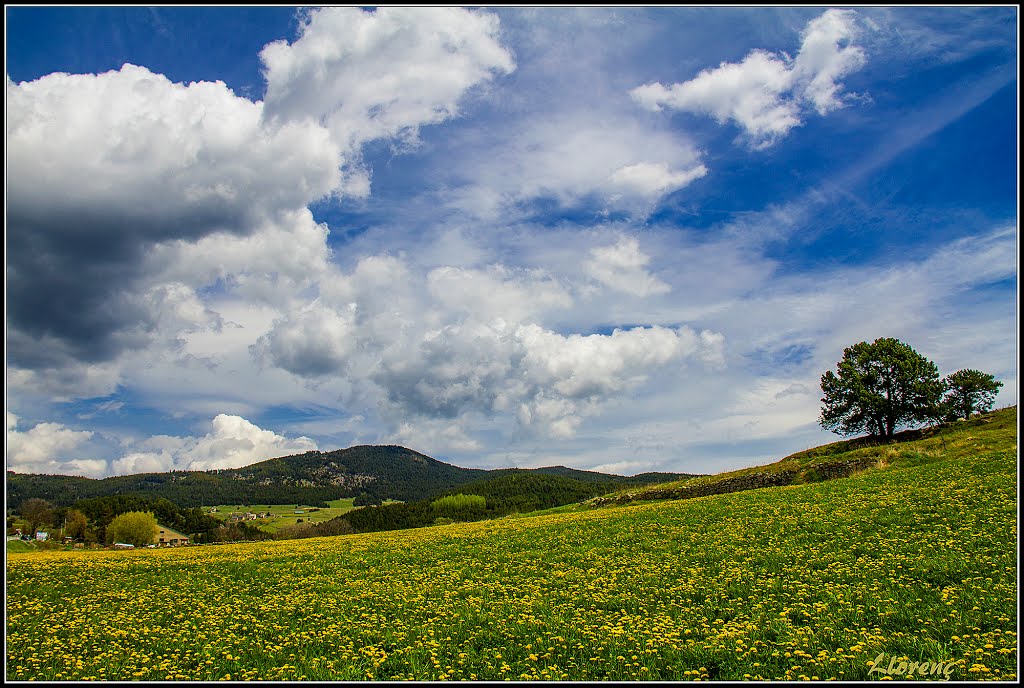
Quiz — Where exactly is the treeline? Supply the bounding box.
[6,470,339,510]
[322,472,623,536]
[13,494,272,544]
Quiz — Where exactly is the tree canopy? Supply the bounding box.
[64,508,89,541]
[819,337,943,439]
[19,498,54,536]
[105,511,158,547]
[942,369,1003,421]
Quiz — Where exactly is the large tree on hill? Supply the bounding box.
[941,369,1003,421]
[819,337,943,440]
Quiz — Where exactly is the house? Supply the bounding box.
[153,525,190,546]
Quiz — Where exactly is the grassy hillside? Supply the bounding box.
[590,406,1017,507]
[6,408,1016,681]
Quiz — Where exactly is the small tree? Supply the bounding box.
[819,337,943,439]
[19,498,54,537]
[942,369,1003,421]
[65,509,89,541]
[106,511,158,547]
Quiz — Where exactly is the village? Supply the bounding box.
[8,522,191,548]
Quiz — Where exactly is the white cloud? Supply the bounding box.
[246,247,725,448]
[631,9,866,148]
[6,362,125,404]
[260,6,515,173]
[607,161,708,200]
[181,415,318,471]
[632,49,799,147]
[149,209,333,309]
[793,9,870,114]
[443,114,708,219]
[113,415,318,474]
[7,411,315,478]
[6,414,97,475]
[584,236,671,297]
[6,64,341,233]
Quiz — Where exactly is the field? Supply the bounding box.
[207,498,358,533]
[5,413,1017,681]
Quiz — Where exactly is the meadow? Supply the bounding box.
[207,498,358,533]
[5,414,1017,681]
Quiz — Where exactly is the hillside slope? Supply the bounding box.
[589,406,1017,507]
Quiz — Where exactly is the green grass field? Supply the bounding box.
[206,498,357,533]
[6,409,1017,681]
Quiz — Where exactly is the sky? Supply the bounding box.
[4,6,1018,480]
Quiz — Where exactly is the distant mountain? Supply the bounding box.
[6,445,698,509]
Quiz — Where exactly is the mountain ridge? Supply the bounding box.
[6,443,698,508]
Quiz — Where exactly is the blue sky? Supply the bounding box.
[5,6,1018,479]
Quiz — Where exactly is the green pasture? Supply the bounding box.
[206,498,357,533]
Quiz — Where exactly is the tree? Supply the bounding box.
[19,498,54,536]
[941,369,1003,421]
[105,511,158,547]
[819,337,943,439]
[65,509,89,541]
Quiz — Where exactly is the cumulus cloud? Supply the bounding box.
[6,7,515,396]
[252,301,359,378]
[250,248,725,442]
[631,9,866,148]
[369,320,723,439]
[5,65,339,372]
[260,6,515,185]
[113,415,318,475]
[6,413,98,476]
[584,236,671,297]
[7,411,316,478]
[148,209,333,309]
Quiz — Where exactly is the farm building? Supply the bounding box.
[154,525,190,546]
